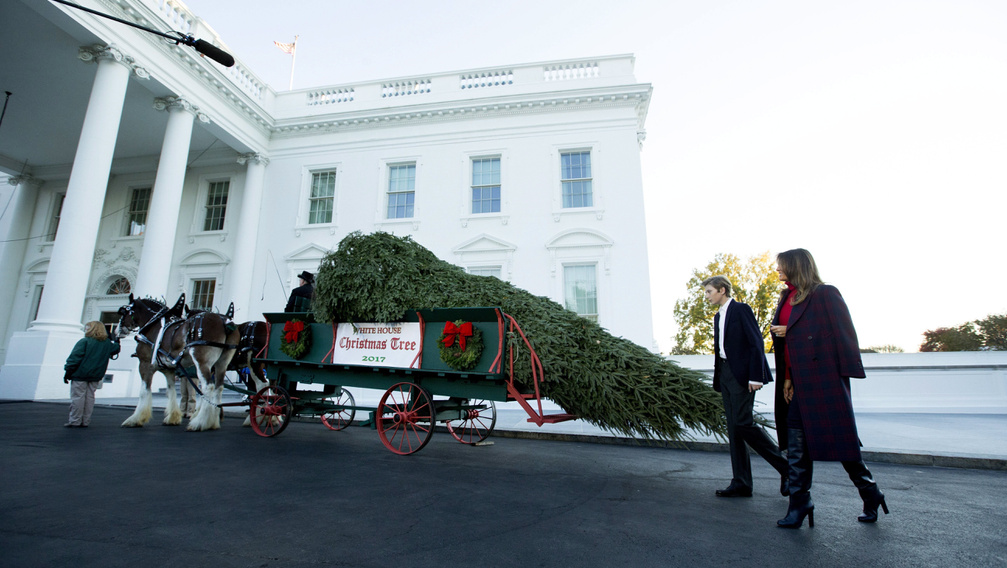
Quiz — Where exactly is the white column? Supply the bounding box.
[0,174,42,359]
[133,96,208,301]
[229,153,269,322]
[0,45,148,400]
[31,45,148,334]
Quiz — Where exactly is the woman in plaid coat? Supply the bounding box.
[769,249,888,529]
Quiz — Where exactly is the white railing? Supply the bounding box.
[307,87,356,106]
[544,61,599,81]
[148,0,266,102]
[381,79,433,98]
[460,70,513,89]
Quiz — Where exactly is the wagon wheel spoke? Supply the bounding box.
[321,390,356,431]
[377,382,434,455]
[250,385,292,438]
[446,399,497,445]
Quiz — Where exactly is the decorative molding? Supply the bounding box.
[153,95,210,123]
[237,153,270,167]
[8,174,42,188]
[270,89,651,137]
[78,44,149,79]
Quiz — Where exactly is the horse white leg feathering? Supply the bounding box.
[186,368,222,431]
[121,383,153,427]
[163,375,183,425]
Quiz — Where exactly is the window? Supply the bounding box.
[308,171,336,224]
[387,164,415,219]
[106,277,131,295]
[561,151,593,208]
[202,181,229,231]
[471,157,501,214]
[46,194,64,241]
[564,264,598,322]
[100,311,120,337]
[467,266,502,279]
[125,187,151,236]
[191,279,216,311]
[32,285,43,320]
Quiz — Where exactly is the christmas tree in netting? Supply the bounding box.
[313,231,727,441]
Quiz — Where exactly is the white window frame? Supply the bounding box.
[190,278,217,311]
[375,156,422,230]
[190,174,233,238]
[45,192,65,242]
[466,265,503,279]
[296,162,342,234]
[470,156,502,214]
[562,263,599,322]
[386,162,416,220]
[202,180,230,232]
[552,144,604,222]
[459,150,509,227]
[122,185,152,237]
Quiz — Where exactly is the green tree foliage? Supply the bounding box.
[313,231,727,441]
[920,313,1006,352]
[672,252,780,355]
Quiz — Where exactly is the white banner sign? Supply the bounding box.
[333,322,422,368]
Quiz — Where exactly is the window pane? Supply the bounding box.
[471,157,501,214]
[468,266,502,279]
[308,171,336,224]
[126,187,151,236]
[564,264,598,321]
[191,279,216,311]
[47,194,64,241]
[387,164,416,219]
[203,181,229,231]
[561,152,593,209]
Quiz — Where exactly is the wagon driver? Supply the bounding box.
[285,270,314,313]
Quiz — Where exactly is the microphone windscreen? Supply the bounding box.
[193,39,235,67]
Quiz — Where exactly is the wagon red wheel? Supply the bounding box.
[446,399,497,445]
[321,390,356,431]
[376,382,434,455]
[250,385,292,437]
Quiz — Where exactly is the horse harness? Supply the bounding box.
[122,301,238,397]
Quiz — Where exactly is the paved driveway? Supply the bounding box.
[2,402,1004,567]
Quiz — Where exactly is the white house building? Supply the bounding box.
[0,0,655,400]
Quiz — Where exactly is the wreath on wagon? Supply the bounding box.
[280,319,312,359]
[437,320,483,371]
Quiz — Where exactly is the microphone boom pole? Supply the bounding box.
[50,0,235,67]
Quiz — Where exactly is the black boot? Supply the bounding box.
[777,428,814,529]
[843,460,889,523]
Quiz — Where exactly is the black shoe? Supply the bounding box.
[63,422,79,428]
[780,473,789,497]
[716,486,752,498]
[858,486,889,523]
[777,493,815,528]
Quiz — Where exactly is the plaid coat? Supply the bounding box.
[771,284,866,461]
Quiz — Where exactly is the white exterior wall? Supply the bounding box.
[0,0,655,402]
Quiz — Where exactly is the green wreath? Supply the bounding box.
[280,319,312,359]
[437,320,484,371]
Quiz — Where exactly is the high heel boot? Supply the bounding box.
[777,428,814,529]
[842,460,889,523]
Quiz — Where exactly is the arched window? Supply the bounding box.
[106,277,131,295]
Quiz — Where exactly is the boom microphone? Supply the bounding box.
[51,0,236,68]
[193,39,235,68]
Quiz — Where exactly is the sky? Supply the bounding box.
[182,0,1007,353]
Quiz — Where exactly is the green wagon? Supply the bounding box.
[248,307,576,455]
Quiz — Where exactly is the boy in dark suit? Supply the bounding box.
[703,275,788,498]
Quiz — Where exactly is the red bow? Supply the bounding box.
[442,321,473,351]
[283,320,305,344]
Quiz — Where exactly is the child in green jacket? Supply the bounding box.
[64,321,120,427]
